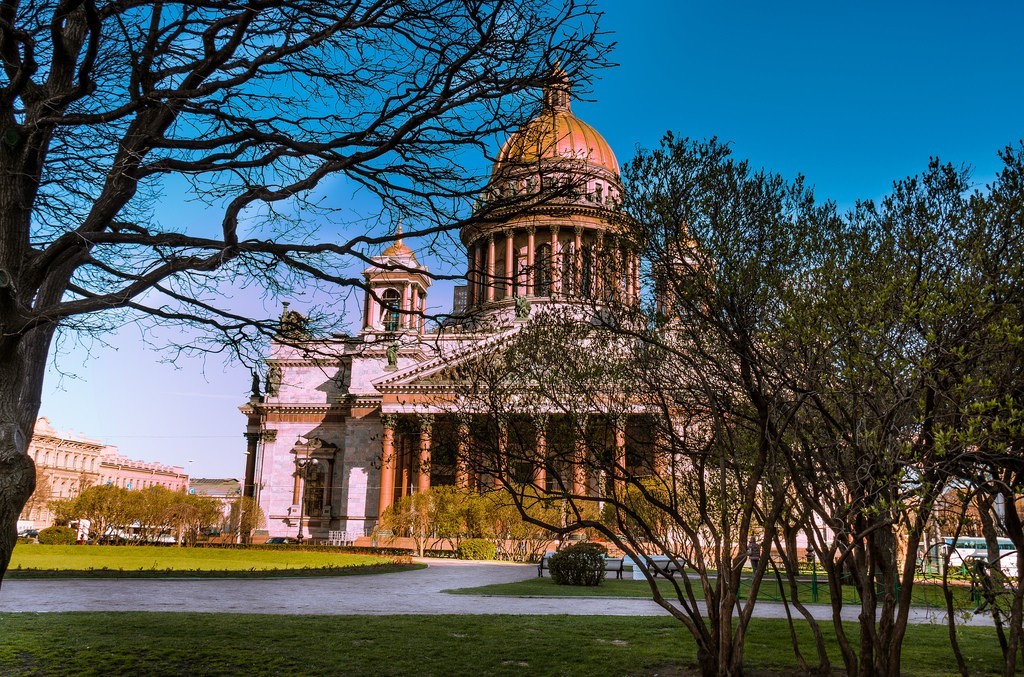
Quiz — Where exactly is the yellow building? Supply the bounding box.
[21,417,189,530]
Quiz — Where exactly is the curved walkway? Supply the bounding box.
[0,559,995,626]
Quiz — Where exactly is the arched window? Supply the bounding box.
[380,288,401,331]
[302,462,326,517]
[535,244,552,297]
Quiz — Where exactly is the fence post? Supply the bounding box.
[812,566,819,603]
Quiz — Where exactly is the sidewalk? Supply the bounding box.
[0,559,995,626]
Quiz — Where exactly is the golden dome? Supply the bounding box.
[381,238,414,258]
[493,74,619,178]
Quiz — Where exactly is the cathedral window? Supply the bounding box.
[381,288,401,331]
[581,245,593,299]
[561,242,575,295]
[302,464,326,517]
[535,244,552,297]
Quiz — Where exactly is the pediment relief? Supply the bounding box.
[372,325,526,391]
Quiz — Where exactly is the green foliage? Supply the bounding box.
[36,526,77,545]
[225,497,266,544]
[58,485,221,544]
[548,542,607,586]
[47,498,77,526]
[375,491,433,556]
[456,538,497,560]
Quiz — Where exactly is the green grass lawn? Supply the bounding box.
[7,544,414,578]
[451,576,970,609]
[0,612,1010,676]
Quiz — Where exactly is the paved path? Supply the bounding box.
[0,560,994,626]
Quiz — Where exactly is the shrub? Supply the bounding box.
[549,542,607,586]
[456,538,497,560]
[37,526,78,545]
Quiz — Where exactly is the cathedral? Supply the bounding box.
[241,73,651,541]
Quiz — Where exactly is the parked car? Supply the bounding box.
[17,528,39,539]
[265,537,298,545]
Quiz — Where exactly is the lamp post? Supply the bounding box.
[806,550,818,603]
[235,487,244,545]
[295,457,318,542]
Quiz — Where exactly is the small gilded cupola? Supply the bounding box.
[361,223,431,335]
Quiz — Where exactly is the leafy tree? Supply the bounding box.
[375,490,432,556]
[0,0,609,583]
[455,135,830,677]
[226,495,265,544]
[162,492,221,546]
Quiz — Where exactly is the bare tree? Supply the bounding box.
[0,0,610,583]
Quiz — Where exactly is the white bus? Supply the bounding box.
[922,536,1019,578]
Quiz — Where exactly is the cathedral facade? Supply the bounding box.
[241,74,648,540]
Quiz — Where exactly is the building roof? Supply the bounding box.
[190,478,241,497]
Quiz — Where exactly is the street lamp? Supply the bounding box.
[295,457,318,542]
[235,486,244,545]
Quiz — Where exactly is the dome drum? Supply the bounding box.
[462,222,641,309]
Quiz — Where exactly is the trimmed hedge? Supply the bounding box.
[37,526,77,545]
[549,542,606,586]
[456,538,497,561]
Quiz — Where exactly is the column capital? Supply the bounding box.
[574,225,584,237]
[417,413,434,432]
[527,224,536,236]
[381,413,398,430]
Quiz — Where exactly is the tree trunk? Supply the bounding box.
[0,451,35,583]
[0,328,57,587]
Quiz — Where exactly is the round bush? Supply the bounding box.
[549,541,607,586]
[37,526,77,545]
[456,538,497,560]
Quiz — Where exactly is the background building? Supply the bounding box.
[20,417,189,530]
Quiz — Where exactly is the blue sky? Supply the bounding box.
[41,2,1024,478]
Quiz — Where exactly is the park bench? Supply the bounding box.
[623,554,686,579]
[537,552,626,579]
[603,556,625,579]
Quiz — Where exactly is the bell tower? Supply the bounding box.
[654,222,701,322]
[361,225,431,335]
